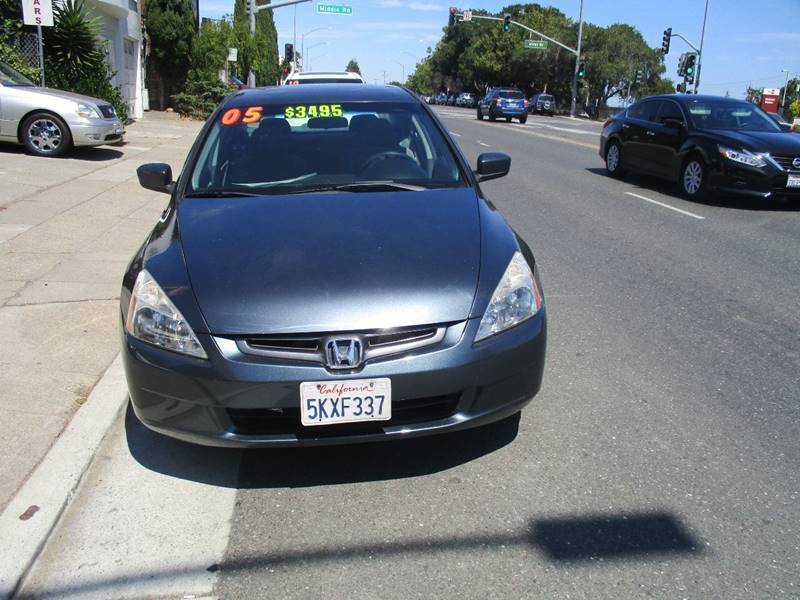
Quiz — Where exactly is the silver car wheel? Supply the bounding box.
[28,118,63,153]
[683,160,703,195]
[606,144,620,172]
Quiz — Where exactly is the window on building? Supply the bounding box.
[124,39,136,71]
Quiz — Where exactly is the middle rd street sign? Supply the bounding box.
[462,10,472,21]
[317,3,352,15]
[524,39,548,50]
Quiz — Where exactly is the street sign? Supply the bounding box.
[21,0,53,27]
[317,3,352,15]
[462,10,472,21]
[227,48,238,62]
[523,39,548,50]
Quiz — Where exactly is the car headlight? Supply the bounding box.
[717,145,768,168]
[76,103,101,119]
[125,270,208,359]
[475,251,543,342]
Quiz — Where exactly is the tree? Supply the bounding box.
[145,0,196,107]
[190,18,232,83]
[345,59,361,74]
[407,3,673,118]
[230,0,279,86]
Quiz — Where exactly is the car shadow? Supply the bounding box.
[0,141,123,161]
[586,167,800,212]
[125,401,521,489]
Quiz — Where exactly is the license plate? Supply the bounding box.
[787,174,800,188]
[300,378,391,426]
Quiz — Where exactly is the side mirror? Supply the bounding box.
[476,152,511,182]
[663,118,685,130]
[137,163,174,194]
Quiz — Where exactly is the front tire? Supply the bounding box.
[21,112,72,157]
[681,156,708,200]
[605,140,625,177]
[477,107,484,120]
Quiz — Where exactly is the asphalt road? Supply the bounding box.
[21,107,800,599]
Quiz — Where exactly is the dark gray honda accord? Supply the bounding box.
[121,84,546,447]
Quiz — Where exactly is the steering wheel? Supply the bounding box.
[358,151,421,176]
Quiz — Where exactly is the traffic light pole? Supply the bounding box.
[695,0,710,93]
[246,0,310,86]
[570,0,584,118]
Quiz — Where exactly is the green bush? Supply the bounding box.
[790,99,800,120]
[172,78,231,120]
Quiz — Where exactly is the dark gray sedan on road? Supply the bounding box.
[121,84,546,447]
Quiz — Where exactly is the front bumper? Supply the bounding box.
[70,117,125,146]
[709,161,800,199]
[122,313,547,447]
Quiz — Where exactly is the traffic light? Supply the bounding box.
[502,14,511,32]
[633,69,643,85]
[676,83,684,93]
[449,6,457,27]
[662,28,671,54]
[285,43,294,63]
[684,53,697,83]
[577,62,586,79]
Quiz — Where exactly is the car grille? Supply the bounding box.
[97,104,116,118]
[771,156,800,172]
[227,394,461,437]
[237,324,447,365]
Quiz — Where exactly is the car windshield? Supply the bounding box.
[686,100,782,132]
[0,62,35,87]
[188,100,465,195]
[499,91,524,99]
[538,95,554,102]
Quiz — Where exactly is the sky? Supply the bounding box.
[199,0,800,98]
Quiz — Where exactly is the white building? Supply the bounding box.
[85,0,144,119]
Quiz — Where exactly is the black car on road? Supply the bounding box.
[529,93,555,116]
[600,94,800,200]
[477,88,528,123]
[122,84,546,447]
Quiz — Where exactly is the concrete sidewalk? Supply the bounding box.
[0,112,203,511]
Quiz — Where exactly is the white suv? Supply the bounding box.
[284,71,366,85]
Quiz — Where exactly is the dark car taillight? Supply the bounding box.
[496,98,502,105]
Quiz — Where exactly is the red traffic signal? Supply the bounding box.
[448,6,457,27]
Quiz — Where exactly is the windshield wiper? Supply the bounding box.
[185,190,263,198]
[334,181,427,192]
[281,181,427,195]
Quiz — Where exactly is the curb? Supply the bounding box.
[0,354,128,599]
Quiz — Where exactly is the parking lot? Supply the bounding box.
[1,105,799,599]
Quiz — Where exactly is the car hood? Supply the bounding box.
[178,188,481,335]
[710,129,800,155]
[20,86,108,107]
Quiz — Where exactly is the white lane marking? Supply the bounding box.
[625,191,705,220]
[544,125,596,135]
[478,141,491,147]
[450,131,462,137]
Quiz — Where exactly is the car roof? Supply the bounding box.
[640,94,751,105]
[224,84,417,107]
[288,71,364,80]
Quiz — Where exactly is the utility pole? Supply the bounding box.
[247,0,311,87]
[781,69,791,113]
[694,0,710,93]
[570,0,584,117]
[392,60,405,83]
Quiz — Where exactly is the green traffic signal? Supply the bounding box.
[503,14,511,32]
[577,62,586,78]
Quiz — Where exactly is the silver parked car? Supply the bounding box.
[0,61,125,157]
